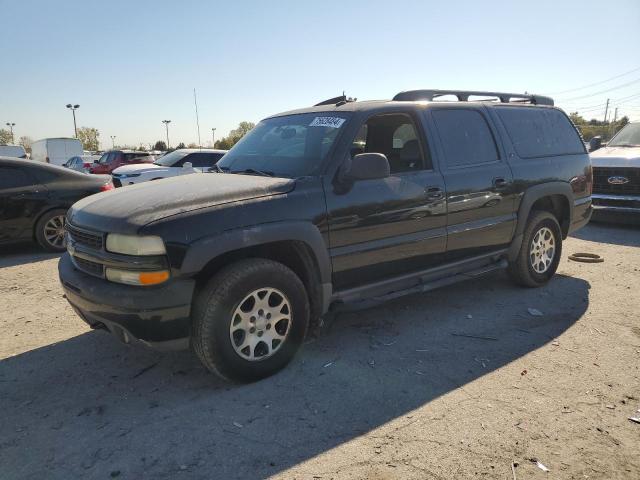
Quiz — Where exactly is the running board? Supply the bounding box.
[331,251,508,310]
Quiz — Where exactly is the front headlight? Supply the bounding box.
[106,234,166,255]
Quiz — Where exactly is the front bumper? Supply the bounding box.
[58,253,195,350]
[591,194,640,224]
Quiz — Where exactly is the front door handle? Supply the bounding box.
[425,186,444,200]
[493,177,509,189]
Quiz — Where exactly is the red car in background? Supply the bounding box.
[89,150,155,174]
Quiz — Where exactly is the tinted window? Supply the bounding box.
[352,113,428,173]
[0,167,33,189]
[432,109,499,168]
[495,107,585,158]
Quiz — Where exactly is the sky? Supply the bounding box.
[1,0,639,149]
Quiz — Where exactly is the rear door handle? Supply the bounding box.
[425,186,444,200]
[493,177,509,188]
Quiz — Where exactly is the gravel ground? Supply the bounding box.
[1,222,639,480]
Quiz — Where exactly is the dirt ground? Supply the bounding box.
[1,222,639,480]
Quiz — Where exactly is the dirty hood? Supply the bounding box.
[590,146,640,168]
[68,173,295,234]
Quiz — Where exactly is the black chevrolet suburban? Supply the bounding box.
[59,89,592,381]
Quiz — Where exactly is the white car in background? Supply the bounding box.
[111,148,227,187]
[0,144,27,158]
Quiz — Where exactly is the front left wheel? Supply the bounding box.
[191,258,310,382]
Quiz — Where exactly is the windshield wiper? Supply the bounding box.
[611,144,640,147]
[231,168,275,177]
[208,164,229,173]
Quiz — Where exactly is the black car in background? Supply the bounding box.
[0,157,114,252]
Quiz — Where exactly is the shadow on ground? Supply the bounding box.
[0,243,61,269]
[0,272,590,479]
[572,220,640,248]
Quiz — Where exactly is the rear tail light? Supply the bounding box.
[100,182,115,192]
[83,162,91,168]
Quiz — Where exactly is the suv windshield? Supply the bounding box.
[608,123,640,147]
[216,113,351,177]
[154,150,189,166]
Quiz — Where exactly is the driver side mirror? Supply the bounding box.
[182,161,193,169]
[589,136,602,152]
[345,153,390,181]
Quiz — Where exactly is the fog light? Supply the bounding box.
[105,268,170,286]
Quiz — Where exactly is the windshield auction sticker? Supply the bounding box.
[309,117,346,128]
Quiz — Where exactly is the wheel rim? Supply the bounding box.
[229,287,292,361]
[43,215,66,248]
[529,226,555,274]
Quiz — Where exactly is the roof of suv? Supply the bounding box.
[270,90,556,119]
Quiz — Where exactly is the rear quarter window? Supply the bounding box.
[495,107,585,158]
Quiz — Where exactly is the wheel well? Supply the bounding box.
[195,240,324,328]
[530,195,570,238]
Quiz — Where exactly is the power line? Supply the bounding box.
[546,66,640,95]
[557,78,640,101]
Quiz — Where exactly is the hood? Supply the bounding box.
[590,146,640,168]
[68,173,296,234]
[112,163,163,175]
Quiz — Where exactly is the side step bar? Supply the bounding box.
[331,250,508,311]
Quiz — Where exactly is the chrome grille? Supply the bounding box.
[66,224,104,250]
[592,167,640,196]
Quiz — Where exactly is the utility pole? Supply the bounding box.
[110,135,116,149]
[603,98,610,123]
[5,122,15,143]
[66,104,80,137]
[162,120,171,149]
[193,88,201,147]
[211,127,216,147]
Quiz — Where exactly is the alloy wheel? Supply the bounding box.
[229,287,292,361]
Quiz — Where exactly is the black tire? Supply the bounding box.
[191,258,310,382]
[35,209,68,252]
[508,210,562,288]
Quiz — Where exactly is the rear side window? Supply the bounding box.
[432,109,499,168]
[0,167,33,189]
[187,153,224,167]
[495,107,585,158]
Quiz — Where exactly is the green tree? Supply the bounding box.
[214,121,255,150]
[77,127,100,151]
[569,112,628,142]
[0,129,12,144]
[176,142,186,149]
[153,140,167,151]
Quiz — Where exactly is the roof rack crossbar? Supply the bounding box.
[392,89,554,106]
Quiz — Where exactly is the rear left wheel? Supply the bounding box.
[35,209,68,252]
[508,210,562,287]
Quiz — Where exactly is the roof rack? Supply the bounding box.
[392,89,554,106]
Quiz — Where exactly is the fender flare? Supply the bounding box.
[180,220,332,285]
[508,182,574,261]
